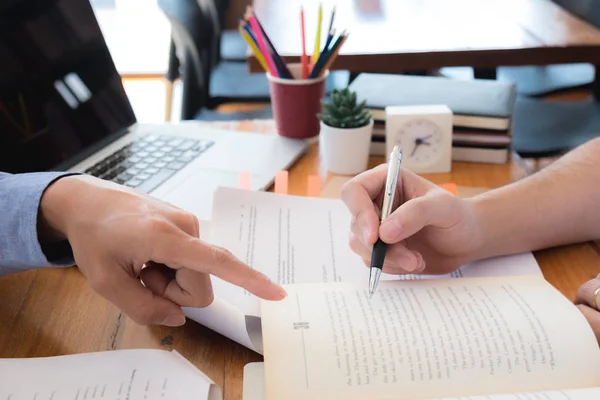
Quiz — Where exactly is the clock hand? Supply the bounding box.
[410,141,421,157]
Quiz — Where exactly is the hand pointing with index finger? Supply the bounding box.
[39,174,286,327]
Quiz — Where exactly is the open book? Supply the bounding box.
[259,276,600,400]
[183,188,544,353]
[239,363,600,400]
[0,349,221,399]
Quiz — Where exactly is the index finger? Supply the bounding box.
[153,234,287,301]
[341,165,390,245]
[341,164,389,216]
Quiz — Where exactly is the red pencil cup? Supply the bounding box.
[267,63,329,139]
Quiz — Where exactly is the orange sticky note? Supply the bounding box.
[275,170,289,194]
[239,171,251,190]
[442,182,458,195]
[307,175,320,197]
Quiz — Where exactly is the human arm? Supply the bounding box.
[340,137,600,274]
[1,172,285,327]
[470,136,600,260]
[0,171,80,276]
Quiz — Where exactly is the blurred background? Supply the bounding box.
[89,0,600,169]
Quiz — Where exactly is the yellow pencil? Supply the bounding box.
[311,3,323,65]
[239,27,269,72]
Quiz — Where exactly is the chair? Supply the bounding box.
[442,1,598,97]
[440,0,600,159]
[509,0,600,159]
[160,0,350,121]
[511,96,600,158]
[159,0,272,120]
[208,0,248,63]
[441,65,595,98]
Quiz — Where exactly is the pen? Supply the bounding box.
[369,145,403,298]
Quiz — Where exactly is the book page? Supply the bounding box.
[260,276,600,400]
[183,297,256,351]
[208,188,542,316]
[0,349,219,400]
[208,188,367,316]
[437,387,600,400]
[240,362,600,400]
[243,362,266,400]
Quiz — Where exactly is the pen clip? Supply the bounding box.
[386,166,398,196]
[386,147,402,195]
[380,147,402,221]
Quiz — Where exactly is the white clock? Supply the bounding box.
[385,104,453,174]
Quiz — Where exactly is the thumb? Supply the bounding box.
[379,188,456,243]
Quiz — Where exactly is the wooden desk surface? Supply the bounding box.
[1,130,600,399]
[248,0,600,73]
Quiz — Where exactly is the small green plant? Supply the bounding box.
[318,87,372,129]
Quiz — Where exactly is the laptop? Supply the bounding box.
[0,0,307,220]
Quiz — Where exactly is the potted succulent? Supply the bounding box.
[318,87,374,175]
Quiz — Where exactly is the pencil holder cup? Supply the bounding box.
[267,63,328,139]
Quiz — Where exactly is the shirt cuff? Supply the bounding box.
[0,172,81,270]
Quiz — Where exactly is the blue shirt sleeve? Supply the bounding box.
[0,171,80,276]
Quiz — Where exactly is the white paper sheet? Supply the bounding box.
[0,349,220,400]
[207,188,542,317]
[243,362,266,400]
[183,298,255,351]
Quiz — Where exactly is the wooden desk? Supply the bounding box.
[1,126,600,400]
[248,0,600,74]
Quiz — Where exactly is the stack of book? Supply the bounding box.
[348,73,517,164]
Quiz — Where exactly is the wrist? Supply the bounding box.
[468,193,509,261]
[39,175,84,243]
[471,192,518,259]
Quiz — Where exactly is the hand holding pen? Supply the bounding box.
[368,146,403,297]
[340,149,483,291]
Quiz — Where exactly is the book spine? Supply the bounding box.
[369,141,509,164]
[372,128,512,147]
[369,108,512,132]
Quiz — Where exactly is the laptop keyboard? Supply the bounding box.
[85,135,214,193]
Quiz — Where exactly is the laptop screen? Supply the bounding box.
[0,0,137,173]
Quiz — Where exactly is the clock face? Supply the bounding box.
[395,119,444,165]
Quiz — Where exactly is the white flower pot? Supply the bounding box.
[319,119,374,175]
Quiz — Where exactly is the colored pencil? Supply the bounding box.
[239,25,269,72]
[320,33,348,77]
[246,12,278,77]
[240,19,256,42]
[241,20,279,75]
[311,3,323,65]
[256,24,293,78]
[237,5,346,80]
[309,31,346,78]
[309,28,334,76]
[246,8,292,79]
[300,6,308,79]
[328,5,336,32]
